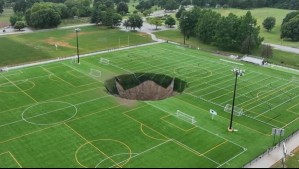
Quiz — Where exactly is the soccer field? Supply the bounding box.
[0,43,299,168]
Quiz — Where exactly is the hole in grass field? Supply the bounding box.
[104,73,188,101]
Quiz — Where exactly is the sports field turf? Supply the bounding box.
[0,43,299,167]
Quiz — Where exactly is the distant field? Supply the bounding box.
[214,8,299,48]
[0,43,298,167]
[0,8,13,28]
[0,26,153,66]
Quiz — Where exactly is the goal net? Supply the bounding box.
[176,110,196,124]
[100,58,110,65]
[0,67,8,72]
[224,104,244,116]
[89,69,102,78]
[70,57,77,63]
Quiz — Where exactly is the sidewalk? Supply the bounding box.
[245,131,299,168]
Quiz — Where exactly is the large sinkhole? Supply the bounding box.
[105,73,188,100]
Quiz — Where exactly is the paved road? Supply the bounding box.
[263,42,299,54]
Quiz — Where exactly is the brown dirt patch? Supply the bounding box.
[0,22,10,29]
[44,37,75,48]
[116,97,138,107]
[137,32,149,37]
[64,31,96,39]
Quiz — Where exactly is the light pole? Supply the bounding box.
[182,16,188,45]
[247,23,254,55]
[228,68,245,132]
[75,28,80,64]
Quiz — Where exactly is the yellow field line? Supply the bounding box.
[140,124,167,141]
[123,108,205,160]
[64,123,122,168]
[8,151,22,168]
[0,124,60,144]
[0,74,38,103]
[201,141,227,156]
[241,84,292,108]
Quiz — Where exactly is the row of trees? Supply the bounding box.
[133,0,299,12]
[7,0,131,28]
[281,11,299,41]
[179,8,263,54]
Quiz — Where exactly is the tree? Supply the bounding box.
[195,9,221,44]
[13,0,27,13]
[0,0,4,14]
[281,16,299,41]
[165,15,175,27]
[181,0,191,6]
[14,21,26,30]
[116,2,128,16]
[237,11,263,54]
[263,17,276,32]
[175,6,185,19]
[128,14,143,30]
[164,0,179,10]
[148,17,163,30]
[214,13,241,50]
[27,8,61,28]
[282,11,299,25]
[179,7,202,39]
[261,44,273,61]
[10,13,23,26]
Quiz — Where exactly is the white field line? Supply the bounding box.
[248,86,298,112]
[219,59,244,66]
[219,78,281,105]
[237,82,292,107]
[0,95,111,128]
[254,92,299,119]
[0,86,103,115]
[107,139,173,168]
[217,147,247,168]
[144,101,247,157]
[207,76,275,103]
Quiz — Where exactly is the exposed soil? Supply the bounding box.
[45,37,75,48]
[116,79,175,100]
[105,73,187,101]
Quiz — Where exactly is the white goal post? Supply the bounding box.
[89,69,102,78]
[224,104,244,116]
[0,67,8,72]
[176,110,196,124]
[100,58,110,65]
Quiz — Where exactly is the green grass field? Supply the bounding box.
[0,43,299,167]
[0,26,152,67]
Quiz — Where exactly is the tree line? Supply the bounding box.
[178,7,264,54]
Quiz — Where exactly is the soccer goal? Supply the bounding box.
[70,57,77,64]
[224,104,244,116]
[100,58,110,65]
[176,110,196,124]
[0,67,8,72]
[89,69,102,78]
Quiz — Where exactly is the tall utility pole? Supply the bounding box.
[228,68,245,132]
[183,16,188,45]
[247,23,254,55]
[75,28,81,64]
